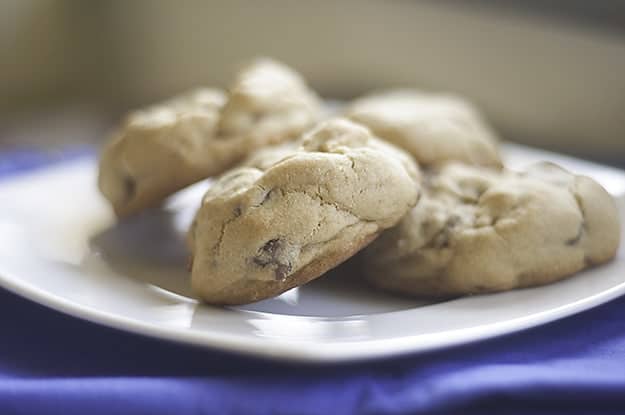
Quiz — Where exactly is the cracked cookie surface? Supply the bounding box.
[98,58,321,217]
[363,162,620,297]
[346,90,502,167]
[189,118,420,305]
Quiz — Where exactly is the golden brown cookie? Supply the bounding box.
[98,59,321,217]
[363,162,620,297]
[346,90,502,167]
[189,118,420,305]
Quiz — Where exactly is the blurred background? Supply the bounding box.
[1,0,624,165]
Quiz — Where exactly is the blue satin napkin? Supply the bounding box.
[1,150,625,415]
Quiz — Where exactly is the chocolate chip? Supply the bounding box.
[447,214,461,228]
[233,205,242,217]
[260,188,273,205]
[275,263,292,281]
[254,239,281,266]
[123,175,136,201]
[253,238,293,280]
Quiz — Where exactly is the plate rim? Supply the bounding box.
[0,148,624,363]
[2,260,625,363]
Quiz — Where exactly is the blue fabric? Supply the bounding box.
[1,150,625,415]
[0,146,93,179]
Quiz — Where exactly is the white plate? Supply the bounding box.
[0,144,624,362]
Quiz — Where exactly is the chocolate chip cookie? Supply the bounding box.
[346,90,502,167]
[363,162,620,297]
[98,58,321,216]
[189,118,420,305]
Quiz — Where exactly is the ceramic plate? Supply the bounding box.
[0,143,624,362]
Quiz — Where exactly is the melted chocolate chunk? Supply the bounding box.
[253,239,281,266]
[253,239,293,280]
[274,263,293,281]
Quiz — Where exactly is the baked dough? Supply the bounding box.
[189,118,420,305]
[242,142,299,171]
[98,58,321,216]
[363,162,620,297]
[346,90,501,167]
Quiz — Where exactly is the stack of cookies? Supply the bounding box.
[98,58,621,305]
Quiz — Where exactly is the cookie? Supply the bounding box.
[346,90,502,167]
[98,58,321,217]
[242,142,299,171]
[189,118,420,305]
[363,162,620,297]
